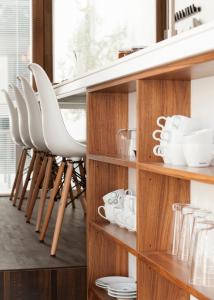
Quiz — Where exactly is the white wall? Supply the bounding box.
[175,0,214,34]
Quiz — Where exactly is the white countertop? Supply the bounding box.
[54,21,214,101]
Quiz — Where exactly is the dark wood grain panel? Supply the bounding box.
[87,227,128,293]
[2,267,86,300]
[138,260,189,300]
[137,171,190,252]
[87,92,128,156]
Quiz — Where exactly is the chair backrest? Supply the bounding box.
[1,90,24,146]
[19,76,48,152]
[10,84,34,148]
[28,63,86,156]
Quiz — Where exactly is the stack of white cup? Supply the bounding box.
[152,115,214,167]
[98,189,136,232]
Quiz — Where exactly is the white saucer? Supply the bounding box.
[96,276,135,286]
[109,282,136,293]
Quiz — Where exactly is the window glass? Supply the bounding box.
[0,0,32,194]
[53,0,150,82]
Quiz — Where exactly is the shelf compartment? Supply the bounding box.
[139,162,214,185]
[140,251,214,300]
[88,154,136,168]
[91,286,114,300]
[90,221,137,256]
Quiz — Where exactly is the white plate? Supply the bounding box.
[95,283,108,289]
[108,292,136,297]
[96,276,135,285]
[108,282,136,292]
[107,291,136,299]
[108,291,136,296]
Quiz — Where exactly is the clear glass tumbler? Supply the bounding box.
[190,220,214,287]
[116,129,136,160]
[168,203,190,256]
[188,209,213,265]
[177,206,200,262]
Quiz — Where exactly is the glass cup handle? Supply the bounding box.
[98,206,107,220]
[157,116,167,129]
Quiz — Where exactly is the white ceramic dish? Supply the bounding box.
[108,282,136,292]
[96,276,135,285]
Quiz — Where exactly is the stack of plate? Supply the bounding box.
[108,282,136,299]
[95,276,136,299]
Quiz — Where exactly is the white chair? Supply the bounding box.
[1,90,27,203]
[29,63,86,256]
[19,76,55,230]
[10,84,43,210]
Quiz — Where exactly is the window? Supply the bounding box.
[53,0,156,82]
[0,0,32,194]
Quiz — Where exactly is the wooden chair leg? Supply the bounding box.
[25,152,43,217]
[12,149,27,206]
[39,161,65,242]
[72,168,87,214]
[35,156,54,232]
[26,155,48,223]
[18,150,36,210]
[79,159,87,211]
[50,161,73,256]
[10,148,24,201]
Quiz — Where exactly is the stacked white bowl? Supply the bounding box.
[152,115,214,167]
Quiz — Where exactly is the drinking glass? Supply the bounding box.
[116,129,136,160]
[168,203,190,256]
[188,209,213,265]
[177,206,200,262]
[190,220,214,286]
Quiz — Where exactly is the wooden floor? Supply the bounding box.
[0,197,86,300]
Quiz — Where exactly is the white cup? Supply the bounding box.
[125,213,136,231]
[183,144,214,167]
[183,129,213,144]
[153,144,171,164]
[153,144,186,166]
[103,189,133,207]
[98,205,117,223]
[124,195,136,214]
[152,129,183,144]
[157,115,200,134]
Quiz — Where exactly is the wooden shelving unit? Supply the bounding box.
[87,51,214,299]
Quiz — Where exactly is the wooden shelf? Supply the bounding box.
[88,154,136,168]
[91,286,114,300]
[140,251,214,300]
[90,222,137,256]
[139,162,214,185]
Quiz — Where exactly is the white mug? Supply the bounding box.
[183,144,214,167]
[153,144,186,166]
[124,195,136,214]
[156,115,200,134]
[152,129,183,144]
[183,129,213,145]
[125,213,136,231]
[153,144,171,164]
[98,205,116,223]
[103,189,133,207]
